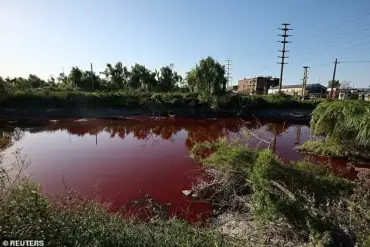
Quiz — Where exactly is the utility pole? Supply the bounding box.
[301,66,309,101]
[91,63,95,92]
[330,58,339,98]
[225,59,232,89]
[277,23,292,92]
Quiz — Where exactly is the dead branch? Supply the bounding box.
[270,180,296,201]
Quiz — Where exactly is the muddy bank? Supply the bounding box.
[0,108,312,122]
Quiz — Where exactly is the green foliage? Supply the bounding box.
[309,100,370,151]
[0,90,321,113]
[250,150,282,220]
[185,57,227,103]
[191,138,257,172]
[296,140,345,157]
[327,80,340,88]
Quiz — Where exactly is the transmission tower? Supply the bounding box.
[301,66,309,101]
[277,23,292,92]
[225,59,232,89]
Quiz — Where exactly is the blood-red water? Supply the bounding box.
[2,118,369,221]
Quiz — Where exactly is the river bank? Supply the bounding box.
[0,107,312,122]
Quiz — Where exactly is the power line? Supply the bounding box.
[338,60,370,63]
[301,25,370,54]
[304,2,370,43]
[300,39,370,66]
[277,23,292,92]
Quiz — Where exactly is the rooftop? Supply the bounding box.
[270,83,326,90]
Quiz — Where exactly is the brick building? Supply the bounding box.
[238,76,279,95]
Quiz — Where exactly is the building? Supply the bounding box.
[238,76,279,95]
[268,83,327,98]
[328,87,370,99]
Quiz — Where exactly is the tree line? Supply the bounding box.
[0,57,228,100]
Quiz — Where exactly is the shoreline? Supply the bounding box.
[0,108,312,122]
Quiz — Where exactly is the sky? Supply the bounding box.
[1,0,370,88]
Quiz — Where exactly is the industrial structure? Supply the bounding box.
[237,76,279,95]
[268,83,327,98]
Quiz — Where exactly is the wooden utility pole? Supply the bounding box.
[91,63,95,92]
[278,23,292,92]
[330,58,339,98]
[301,66,309,101]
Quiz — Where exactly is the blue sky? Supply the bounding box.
[1,0,370,87]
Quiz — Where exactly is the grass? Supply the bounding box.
[298,100,370,160]
[296,140,346,157]
[190,138,370,246]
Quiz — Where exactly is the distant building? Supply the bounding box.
[268,83,327,98]
[238,76,279,95]
[335,87,370,100]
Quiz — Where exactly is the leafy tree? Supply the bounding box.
[68,67,83,89]
[157,64,182,92]
[81,70,101,91]
[328,80,340,88]
[129,64,157,91]
[47,76,56,86]
[57,71,67,84]
[28,74,45,88]
[185,57,227,102]
[101,62,130,89]
[14,77,30,90]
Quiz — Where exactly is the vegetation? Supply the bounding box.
[0,89,323,112]
[190,138,370,246]
[0,57,324,111]
[327,80,340,88]
[297,100,370,160]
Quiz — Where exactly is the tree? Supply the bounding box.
[328,80,340,88]
[101,62,130,89]
[28,74,45,88]
[57,71,67,84]
[81,70,102,91]
[68,67,83,88]
[340,80,352,89]
[157,64,182,92]
[185,57,227,102]
[129,64,157,91]
[47,75,56,86]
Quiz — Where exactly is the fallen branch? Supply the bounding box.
[270,180,296,201]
